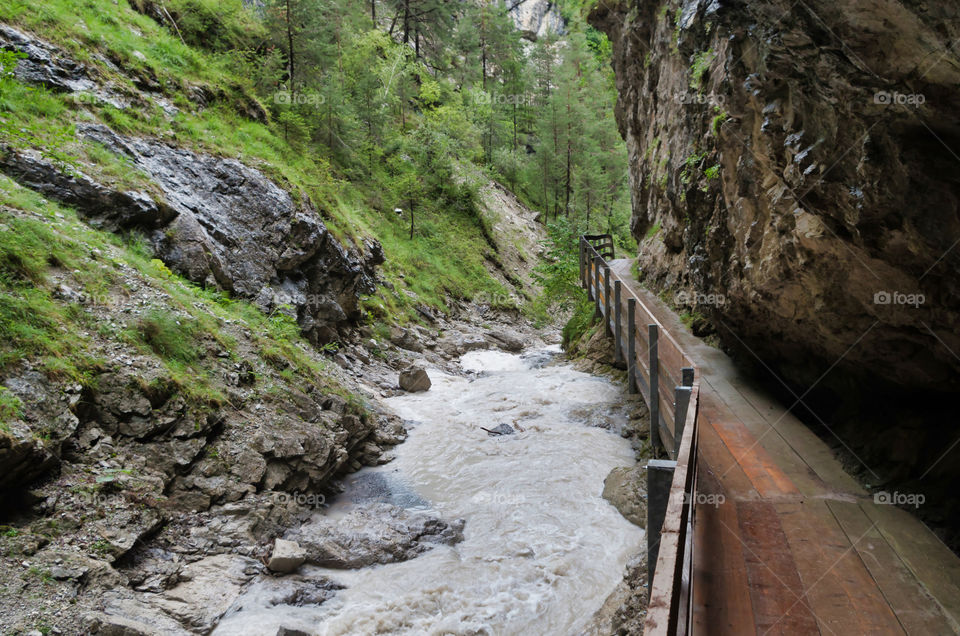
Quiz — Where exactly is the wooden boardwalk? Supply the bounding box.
[607,259,960,635]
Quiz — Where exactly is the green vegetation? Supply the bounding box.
[562,297,596,349]
[0,386,22,428]
[0,173,362,418]
[689,49,716,91]
[134,309,202,364]
[710,107,728,135]
[645,221,663,239]
[0,0,632,325]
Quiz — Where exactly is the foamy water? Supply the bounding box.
[215,347,643,635]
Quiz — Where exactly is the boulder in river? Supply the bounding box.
[267,539,307,573]
[399,366,431,392]
[291,503,464,568]
[602,466,647,528]
[485,330,524,352]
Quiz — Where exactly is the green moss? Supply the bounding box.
[645,221,662,239]
[689,49,716,91]
[710,108,728,135]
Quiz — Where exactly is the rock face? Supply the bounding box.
[399,366,432,392]
[507,0,565,41]
[591,0,960,540]
[0,24,95,92]
[0,127,376,344]
[591,0,960,394]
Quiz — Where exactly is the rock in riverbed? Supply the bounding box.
[602,466,647,528]
[399,366,431,392]
[268,539,307,573]
[290,503,464,568]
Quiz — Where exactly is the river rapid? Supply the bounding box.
[215,346,643,635]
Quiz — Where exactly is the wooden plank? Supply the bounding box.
[827,500,957,634]
[775,500,904,635]
[696,407,758,501]
[723,374,866,496]
[861,501,960,631]
[737,500,820,634]
[700,390,799,498]
[692,468,757,634]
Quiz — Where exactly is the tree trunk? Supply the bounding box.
[402,0,410,44]
[285,0,295,86]
[409,201,415,239]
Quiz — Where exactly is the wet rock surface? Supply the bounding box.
[591,0,960,394]
[603,466,647,528]
[398,366,431,392]
[290,503,465,569]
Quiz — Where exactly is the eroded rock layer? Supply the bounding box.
[591,0,960,393]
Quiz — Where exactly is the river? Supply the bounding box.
[215,346,643,635]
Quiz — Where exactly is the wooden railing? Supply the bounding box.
[579,235,701,636]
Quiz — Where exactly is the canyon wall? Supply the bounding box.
[590,0,960,394]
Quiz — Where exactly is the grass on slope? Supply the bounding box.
[0,174,358,427]
[0,0,515,326]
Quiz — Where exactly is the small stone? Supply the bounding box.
[267,539,306,574]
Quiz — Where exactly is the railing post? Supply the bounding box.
[673,386,693,459]
[647,458,677,589]
[578,237,585,290]
[603,265,612,335]
[649,324,661,455]
[627,298,637,394]
[594,256,602,319]
[614,281,623,365]
[682,367,695,387]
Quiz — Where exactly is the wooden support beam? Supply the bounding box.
[649,323,661,455]
[603,265,612,335]
[594,256,601,319]
[647,458,677,589]
[627,298,638,394]
[674,386,693,460]
[614,280,623,365]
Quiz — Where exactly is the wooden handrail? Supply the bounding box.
[578,235,700,636]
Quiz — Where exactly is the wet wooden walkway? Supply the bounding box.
[607,259,960,635]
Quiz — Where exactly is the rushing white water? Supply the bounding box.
[216,347,644,636]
